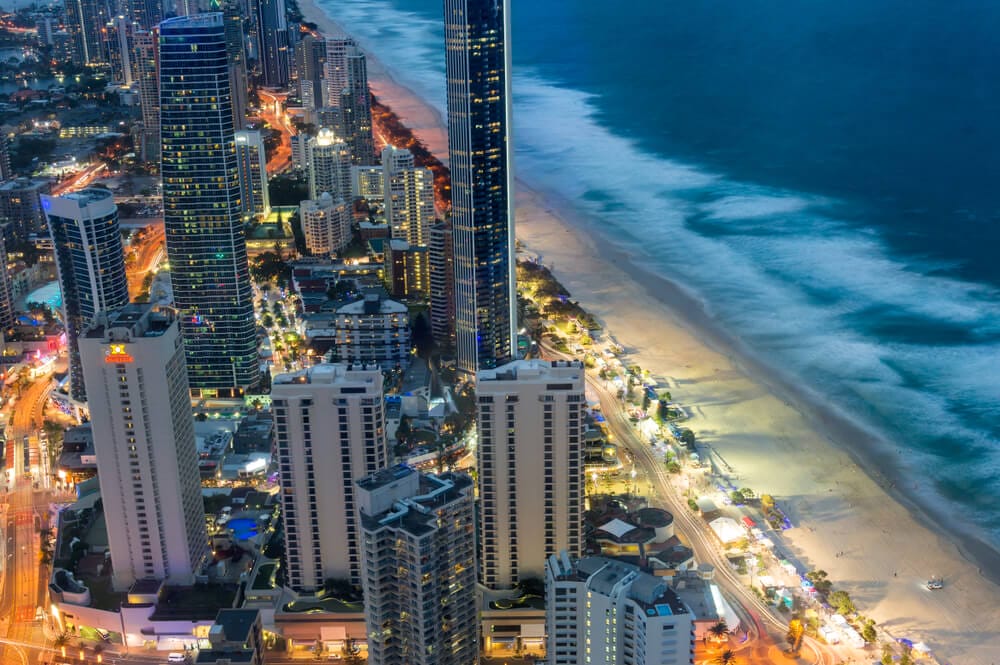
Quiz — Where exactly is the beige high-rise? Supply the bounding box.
[475,359,586,589]
[272,364,387,591]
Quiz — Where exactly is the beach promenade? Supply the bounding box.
[295,0,1000,660]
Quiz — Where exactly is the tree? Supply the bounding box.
[829,589,855,615]
[659,390,672,403]
[805,570,832,595]
[861,619,877,644]
[680,429,696,446]
[641,390,651,411]
[880,642,894,665]
[786,618,804,653]
[899,646,913,665]
[715,649,736,665]
[738,487,756,501]
[708,619,728,642]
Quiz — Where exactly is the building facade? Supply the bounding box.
[252,0,290,88]
[428,221,455,346]
[0,225,14,333]
[476,360,585,589]
[334,294,411,370]
[300,192,350,257]
[234,130,271,220]
[444,0,517,374]
[0,177,52,244]
[545,554,695,665]
[43,188,129,403]
[306,128,352,202]
[103,15,138,86]
[272,364,388,590]
[79,304,208,591]
[133,28,159,162]
[384,239,428,299]
[65,0,108,65]
[338,45,375,166]
[358,466,478,665]
[159,13,259,396]
[382,145,434,248]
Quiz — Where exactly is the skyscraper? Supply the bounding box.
[295,33,325,108]
[104,15,138,86]
[133,28,160,162]
[322,37,354,110]
[65,0,108,65]
[0,133,12,181]
[127,0,162,30]
[358,466,478,665]
[444,0,517,374]
[382,145,435,248]
[234,130,270,220]
[0,225,15,333]
[0,177,52,244]
[545,555,695,665]
[339,46,374,165]
[271,364,388,591]
[79,304,209,591]
[221,0,248,130]
[428,221,455,345]
[475,359,585,589]
[252,0,289,88]
[43,188,129,403]
[306,128,352,201]
[159,13,259,396]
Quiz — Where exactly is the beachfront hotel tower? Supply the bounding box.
[358,466,478,665]
[272,364,388,591]
[43,188,129,403]
[159,13,259,396]
[444,0,517,374]
[79,304,209,591]
[475,360,585,589]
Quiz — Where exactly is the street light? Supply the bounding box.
[631,469,637,497]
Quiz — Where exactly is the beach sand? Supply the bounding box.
[298,0,1000,660]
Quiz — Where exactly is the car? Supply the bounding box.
[166,653,187,663]
[926,577,944,590]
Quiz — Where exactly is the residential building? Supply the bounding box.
[272,364,387,590]
[65,0,108,65]
[445,0,517,374]
[295,33,325,108]
[306,128,352,201]
[79,304,209,591]
[159,13,259,396]
[300,192,350,257]
[382,145,434,247]
[351,164,383,202]
[133,28,159,162]
[334,293,410,370]
[0,225,14,332]
[234,130,271,220]
[36,17,55,46]
[252,0,289,88]
[545,554,695,665]
[0,134,11,180]
[103,15,137,86]
[322,37,354,110]
[290,133,308,171]
[222,0,249,130]
[0,177,51,244]
[339,45,374,165]
[358,466,478,665]
[428,221,455,346]
[476,360,585,589]
[127,0,161,30]
[384,238,428,299]
[43,188,129,403]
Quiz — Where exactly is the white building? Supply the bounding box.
[476,359,585,589]
[358,466,478,665]
[545,554,695,665]
[307,127,352,202]
[334,294,411,370]
[351,164,383,202]
[79,304,208,590]
[323,37,356,110]
[381,145,435,247]
[272,364,387,590]
[234,130,271,220]
[300,192,350,256]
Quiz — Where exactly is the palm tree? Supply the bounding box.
[715,649,737,665]
[708,619,729,642]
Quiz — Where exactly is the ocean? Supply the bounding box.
[319,0,1000,541]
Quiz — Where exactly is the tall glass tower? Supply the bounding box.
[444,0,517,375]
[159,13,259,396]
[42,188,129,403]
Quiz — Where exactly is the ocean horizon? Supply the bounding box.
[319,0,1000,547]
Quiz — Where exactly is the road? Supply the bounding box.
[258,89,293,175]
[126,221,165,299]
[1,377,54,665]
[542,341,836,665]
[50,163,107,196]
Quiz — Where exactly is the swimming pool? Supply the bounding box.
[228,517,259,541]
[25,281,62,310]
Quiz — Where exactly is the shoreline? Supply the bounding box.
[295,0,1000,659]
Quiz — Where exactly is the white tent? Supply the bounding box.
[708,517,745,544]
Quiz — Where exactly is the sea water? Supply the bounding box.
[319,0,1000,541]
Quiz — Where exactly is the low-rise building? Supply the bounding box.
[196,609,264,665]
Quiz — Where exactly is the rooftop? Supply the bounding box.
[359,469,473,538]
[478,359,584,384]
[336,293,407,316]
[272,363,381,387]
[84,303,175,339]
[213,608,259,642]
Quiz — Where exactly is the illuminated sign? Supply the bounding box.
[104,343,134,364]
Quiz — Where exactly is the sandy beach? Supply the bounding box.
[298,0,1000,660]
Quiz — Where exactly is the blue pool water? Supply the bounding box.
[228,518,259,541]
